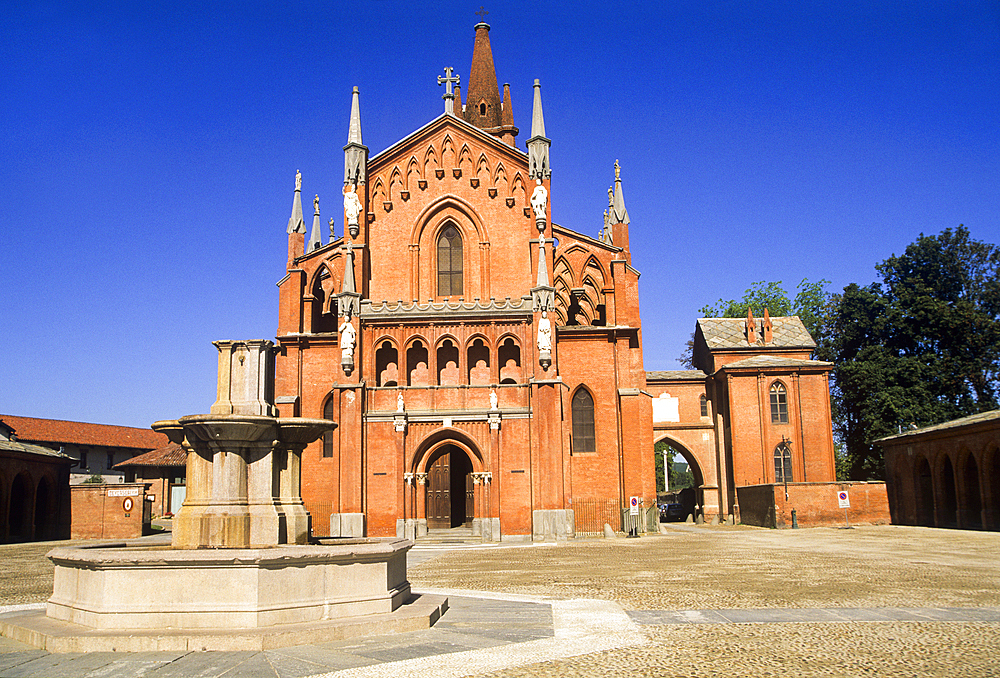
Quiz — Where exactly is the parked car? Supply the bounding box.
[660,503,685,522]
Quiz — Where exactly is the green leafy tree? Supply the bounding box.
[822,226,1000,479]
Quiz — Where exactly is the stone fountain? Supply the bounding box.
[0,340,444,652]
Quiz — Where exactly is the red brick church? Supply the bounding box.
[272,20,851,540]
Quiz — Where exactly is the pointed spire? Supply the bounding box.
[307,195,322,251]
[347,86,362,145]
[286,170,305,234]
[454,83,463,115]
[530,79,546,138]
[610,160,629,224]
[501,83,513,126]
[463,21,503,130]
[344,87,368,186]
[528,79,551,179]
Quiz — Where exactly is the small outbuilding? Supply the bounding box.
[115,443,187,518]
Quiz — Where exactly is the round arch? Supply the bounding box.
[411,428,485,475]
[653,435,706,490]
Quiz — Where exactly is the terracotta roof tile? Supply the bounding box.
[0,438,74,461]
[0,415,167,450]
[874,409,1000,443]
[115,443,186,468]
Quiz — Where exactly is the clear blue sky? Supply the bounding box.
[2,1,998,429]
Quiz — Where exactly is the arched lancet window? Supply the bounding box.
[769,382,788,424]
[572,388,596,454]
[774,443,792,483]
[479,101,487,116]
[437,225,463,296]
[699,394,709,418]
[322,398,334,458]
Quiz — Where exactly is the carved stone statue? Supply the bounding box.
[397,391,404,412]
[343,185,363,228]
[530,179,548,221]
[295,169,302,191]
[490,389,498,411]
[537,310,552,352]
[339,318,356,362]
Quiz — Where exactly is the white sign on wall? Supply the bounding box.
[107,487,140,498]
[629,496,640,516]
[837,490,850,509]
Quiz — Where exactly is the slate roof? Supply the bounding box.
[697,316,816,350]
[874,409,1000,443]
[115,443,186,468]
[719,355,832,370]
[0,415,167,450]
[0,437,74,461]
[646,370,708,381]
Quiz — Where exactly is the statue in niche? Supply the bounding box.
[397,391,404,412]
[339,317,356,361]
[537,310,552,352]
[490,389,498,411]
[530,179,547,221]
[343,184,363,228]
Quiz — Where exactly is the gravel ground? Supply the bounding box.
[2,525,999,676]
[407,524,1000,677]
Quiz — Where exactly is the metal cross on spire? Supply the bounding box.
[476,6,488,22]
[438,66,460,115]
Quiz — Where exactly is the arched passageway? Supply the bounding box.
[962,455,983,529]
[940,457,958,528]
[654,437,705,521]
[9,473,32,542]
[34,476,52,541]
[915,457,934,527]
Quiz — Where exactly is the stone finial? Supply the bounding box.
[610,160,630,224]
[286,170,305,234]
[307,195,322,252]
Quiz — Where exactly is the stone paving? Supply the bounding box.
[1,524,999,676]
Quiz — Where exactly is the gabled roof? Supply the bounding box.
[369,112,527,168]
[115,443,186,468]
[718,355,831,370]
[646,370,708,381]
[697,316,816,350]
[0,415,168,450]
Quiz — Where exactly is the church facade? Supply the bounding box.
[272,20,844,540]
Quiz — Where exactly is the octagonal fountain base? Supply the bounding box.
[0,538,447,652]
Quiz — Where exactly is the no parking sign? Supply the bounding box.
[629,496,640,516]
[837,490,850,509]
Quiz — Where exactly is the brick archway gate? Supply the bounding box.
[655,434,711,521]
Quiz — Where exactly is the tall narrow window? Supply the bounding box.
[774,443,792,483]
[322,398,334,458]
[437,226,463,296]
[572,388,596,453]
[699,394,709,418]
[769,382,788,424]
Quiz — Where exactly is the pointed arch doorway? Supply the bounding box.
[426,445,474,529]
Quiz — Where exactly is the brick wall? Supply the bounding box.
[70,483,149,540]
[737,482,890,528]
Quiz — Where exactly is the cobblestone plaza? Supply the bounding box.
[2,524,999,676]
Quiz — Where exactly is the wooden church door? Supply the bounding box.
[427,452,451,529]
